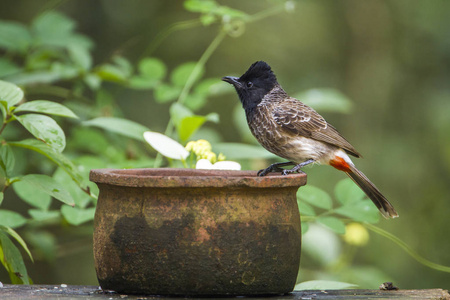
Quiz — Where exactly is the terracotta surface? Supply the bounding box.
[90,168,307,296]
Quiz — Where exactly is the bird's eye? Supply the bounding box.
[247,81,253,88]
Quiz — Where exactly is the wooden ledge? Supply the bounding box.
[0,285,448,299]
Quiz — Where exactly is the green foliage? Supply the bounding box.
[15,100,78,118]
[18,174,75,207]
[83,117,150,141]
[16,114,66,152]
[0,2,252,282]
[298,178,380,235]
[1,0,447,289]
[0,230,30,284]
[184,0,248,26]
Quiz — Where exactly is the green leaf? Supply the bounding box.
[16,114,66,152]
[128,76,158,90]
[294,280,357,290]
[84,73,101,90]
[0,21,32,52]
[335,200,380,223]
[83,117,150,141]
[200,14,217,26]
[32,11,75,36]
[32,11,89,49]
[13,179,51,210]
[15,100,78,119]
[50,62,79,79]
[298,185,333,210]
[5,70,69,86]
[112,56,133,78]
[170,103,218,141]
[138,57,166,80]
[0,226,33,262]
[0,103,6,121]
[0,58,22,77]
[335,178,365,205]
[0,210,27,228]
[61,206,95,226]
[69,127,111,155]
[53,166,93,208]
[20,174,75,207]
[0,192,3,206]
[212,143,277,160]
[178,116,207,142]
[317,216,346,234]
[154,84,181,103]
[0,80,24,109]
[0,144,15,176]
[171,62,204,87]
[298,201,316,216]
[96,64,127,82]
[294,88,353,114]
[68,44,92,70]
[28,209,60,221]
[206,112,219,123]
[9,139,86,188]
[184,0,218,13]
[0,231,30,284]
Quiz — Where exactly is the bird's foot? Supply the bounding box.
[257,166,284,176]
[281,169,306,176]
[257,161,295,177]
[281,159,315,176]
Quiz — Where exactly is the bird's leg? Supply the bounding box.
[282,159,315,176]
[257,161,295,177]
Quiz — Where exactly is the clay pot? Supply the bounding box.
[89,168,306,296]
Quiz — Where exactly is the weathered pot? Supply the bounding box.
[89,168,306,296]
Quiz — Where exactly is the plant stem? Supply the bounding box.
[153,29,227,168]
[142,19,202,58]
[246,3,287,23]
[0,122,7,137]
[365,223,450,273]
[152,3,287,168]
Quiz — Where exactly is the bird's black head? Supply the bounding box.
[222,61,278,111]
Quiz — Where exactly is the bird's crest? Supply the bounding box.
[240,61,277,83]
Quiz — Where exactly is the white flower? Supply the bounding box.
[195,159,241,170]
[143,131,189,160]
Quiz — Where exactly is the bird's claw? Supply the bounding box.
[257,169,269,177]
[257,165,284,177]
[282,169,305,176]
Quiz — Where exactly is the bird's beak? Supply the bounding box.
[222,76,241,87]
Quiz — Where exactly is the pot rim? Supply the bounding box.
[89,168,307,188]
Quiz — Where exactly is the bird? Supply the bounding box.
[222,61,398,219]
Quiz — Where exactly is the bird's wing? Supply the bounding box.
[273,98,361,157]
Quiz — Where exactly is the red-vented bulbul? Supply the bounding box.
[222,61,398,219]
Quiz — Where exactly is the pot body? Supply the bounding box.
[90,168,306,296]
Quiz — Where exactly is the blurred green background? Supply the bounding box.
[1,0,450,290]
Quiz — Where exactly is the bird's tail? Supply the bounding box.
[345,164,398,219]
